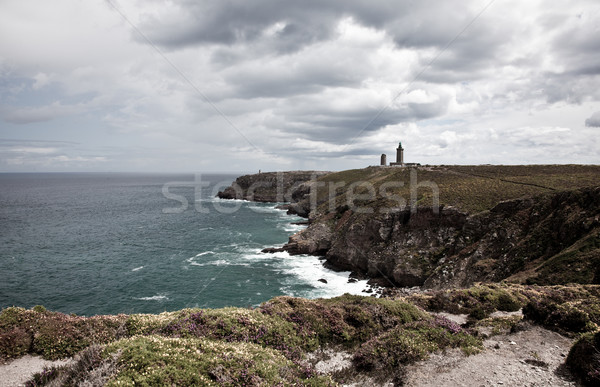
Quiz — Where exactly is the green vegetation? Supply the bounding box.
[309,165,600,214]
[4,295,484,386]
[408,284,526,318]
[0,307,126,360]
[4,284,600,385]
[526,228,600,285]
[103,336,332,386]
[408,283,600,334]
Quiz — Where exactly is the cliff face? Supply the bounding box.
[218,165,600,289]
[284,186,600,288]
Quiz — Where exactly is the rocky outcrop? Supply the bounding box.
[217,171,329,207]
[426,186,600,289]
[218,168,600,290]
[284,206,469,286]
[283,186,600,289]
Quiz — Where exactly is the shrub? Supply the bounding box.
[496,291,522,312]
[566,331,600,386]
[0,306,127,360]
[468,306,489,321]
[523,299,595,333]
[103,335,334,386]
[353,318,482,371]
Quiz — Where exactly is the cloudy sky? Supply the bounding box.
[0,0,598,173]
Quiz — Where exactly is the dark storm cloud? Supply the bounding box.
[139,0,499,56]
[224,63,364,99]
[137,0,508,96]
[585,112,600,127]
[138,0,341,50]
[278,96,449,144]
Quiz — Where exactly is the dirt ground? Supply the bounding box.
[309,322,578,387]
[403,324,577,387]
[0,356,71,387]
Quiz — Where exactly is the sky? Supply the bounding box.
[0,0,599,173]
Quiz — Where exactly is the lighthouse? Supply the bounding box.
[396,142,404,165]
[389,141,405,166]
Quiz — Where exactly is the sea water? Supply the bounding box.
[0,173,368,316]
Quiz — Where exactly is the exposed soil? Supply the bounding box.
[403,324,577,387]
[0,356,71,387]
[309,321,578,387]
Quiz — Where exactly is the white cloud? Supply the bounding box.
[0,0,598,172]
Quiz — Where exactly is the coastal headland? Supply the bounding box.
[2,164,599,386]
[220,165,600,290]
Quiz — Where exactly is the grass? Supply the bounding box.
[103,335,332,386]
[0,307,127,360]
[525,228,600,285]
[306,164,600,215]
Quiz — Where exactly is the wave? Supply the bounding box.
[247,205,287,214]
[279,223,307,233]
[135,294,169,301]
[278,255,369,299]
[195,251,215,257]
[189,259,248,267]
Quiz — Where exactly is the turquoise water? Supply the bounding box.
[0,173,367,316]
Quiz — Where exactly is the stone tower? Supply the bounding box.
[396,142,404,165]
[380,154,387,166]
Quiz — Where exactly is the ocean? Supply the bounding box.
[0,173,368,316]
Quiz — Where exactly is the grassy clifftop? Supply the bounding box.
[307,164,600,214]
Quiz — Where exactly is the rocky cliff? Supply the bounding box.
[285,186,600,289]
[220,165,600,289]
[217,171,329,207]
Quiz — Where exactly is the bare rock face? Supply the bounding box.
[426,186,600,289]
[283,186,600,289]
[323,207,469,287]
[283,222,333,255]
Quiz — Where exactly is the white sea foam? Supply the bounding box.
[190,259,235,267]
[131,266,144,272]
[240,243,370,299]
[195,251,215,257]
[135,294,169,301]
[211,197,251,203]
[247,205,286,214]
[278,255,369,299]
[279,223,307,233]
